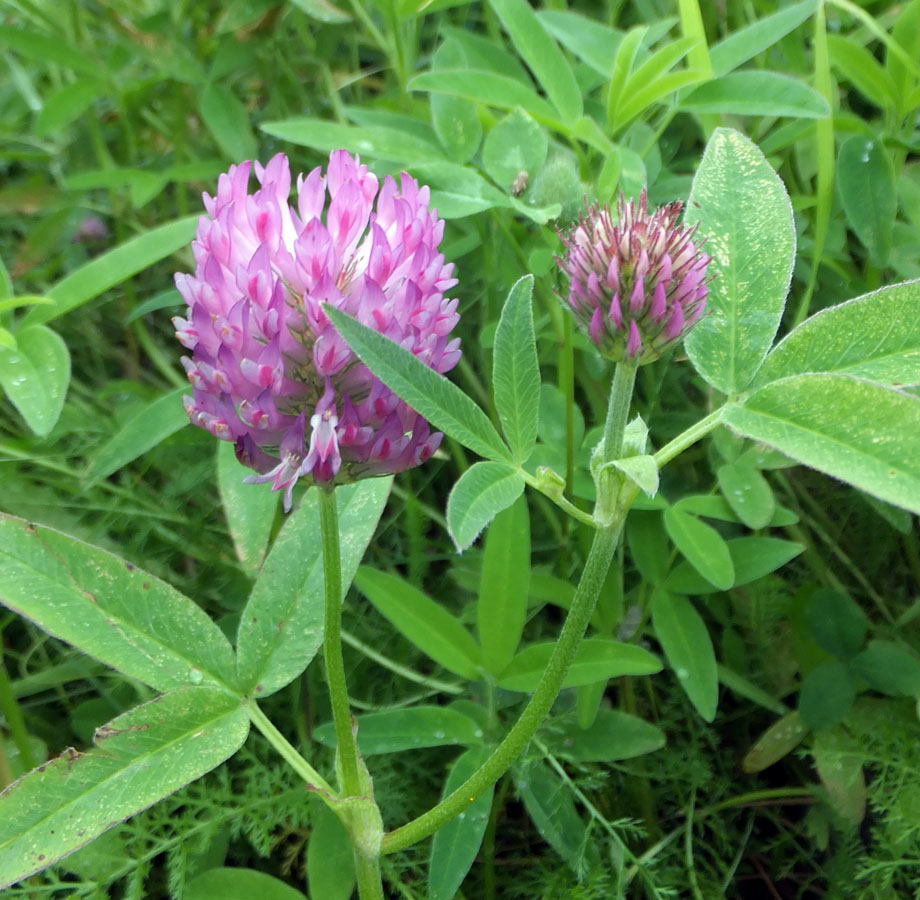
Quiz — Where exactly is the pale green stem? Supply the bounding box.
[245,701,335,795]
[318,488,362,797]
[602,361,639,461]
[653,406,724,468]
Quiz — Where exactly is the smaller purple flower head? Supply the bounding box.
[556,190,710,364]
[174,151,461,510]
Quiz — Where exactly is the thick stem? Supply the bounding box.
[602,361,639,463]
[319,488,361,796]
[354,852,385,900]
[381,520,623,855]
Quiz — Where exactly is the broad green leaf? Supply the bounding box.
[307,803,355,900]
[478,495,530,676]
[827,33,897,110]
[663,507,734,591]
[498,637,662,692]
[217,441,278,578]
[685,128,796,394]
[851,641,920,697]
[429,40,482,164]
[260,118,445,164]
[482,109,548,194]
[86,386,191,483]
[651,592,718,721]
[488,0,582,122]
[680,71,829,117]
[665,536,804,594]
[187,868,307,900]
[710,0,817,77]
[313,706,483,755]
[199,83,257,162]
[717,461,774,529]
[0,687,249,890]
[446,461,525,551]
[723,375,920,515]
[0,324,70,437]
[439,26,532,85]
[542,709,665,762]
[805,589,867,660]
[236,479,390,697]
[23,217,198,327]
[0,26,99,76]
[35,78,104,137]
[742,711,809,773]
[754,281,920,388]
[408,70,559,125]
[324,305,512,463]
[837,135,896,267]
[410,160,514,219]
[514,756,588,871]
[799,661,855,730]
[626,509,669,584]
[536,10,624,77]
[355,566,482,679]
[0,515,238,692]
[493,275,540,462]
[428,746,493,900]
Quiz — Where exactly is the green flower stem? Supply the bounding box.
[602,361,639,462]
[318,487,362,797]
[245,701,335,795]
[381,518,624,855]
[354,853,385,900]
[0,643,36,774]
[653,406,724,468]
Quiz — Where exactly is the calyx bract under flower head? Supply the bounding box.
[174,151,460,509]
[557,190,710,364]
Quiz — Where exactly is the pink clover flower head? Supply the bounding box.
[556,190,710,364]
[174,150,461,510]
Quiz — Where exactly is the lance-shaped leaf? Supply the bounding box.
[753,280,920,388]
[685,128,795,394]
[493,275,540,463]
[0,687,249,889]
[324,304,511,463]
[0,515,238,692]
[236,479,390,697]
[447,461,525,551]
[723,374,920,515]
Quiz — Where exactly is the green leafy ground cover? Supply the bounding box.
[1,1,919,897]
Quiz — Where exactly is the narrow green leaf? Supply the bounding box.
[289,0,351,24]
[542,709,665,762]
[685,128,796,394]
[837,135,896,267]
[324,305,512,463]
[723,375,920,515]
[754,281,920,388]
[409,160,514,219]
[261,118,446,164]
[217,441,278,578]
[23,217,198,327]
[0,26,99,76]
[742,711,809,773]
[0,688,249,890]
[663,507,734,591]
[488,0,583,122]
[409,70,559,125]
[498,638,662,692]
[428,746,494,900]
[680,71,830,117]
[446,461,525,552]
[0,324,70,437]
[710,0,817,77]
[355,566,482,680]
[236,479,390,697]
[717,461,775,529]
[666,536,804,594]
[651,591,718,722]
[616,68,710,132]
[612,454,659,496]
[626,509,670,584]
[86,386,190,483]
[429,40,482,164]
[35,78,104,137]
[314,706,483,755]
[536,10,624,77]
[493,275,540,462]
[607,26,648,130]
[0,515,238,692]
[307,803,355,900]
[827,33,898,110]
[199,82,257,162]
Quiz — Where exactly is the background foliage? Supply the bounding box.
[1,0,919,897]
